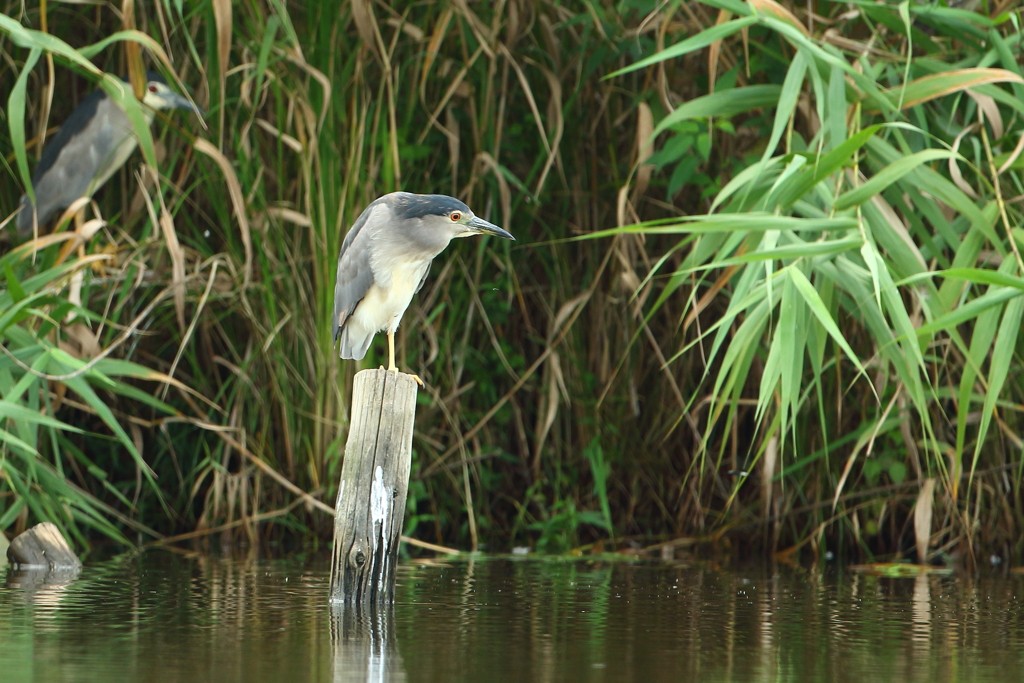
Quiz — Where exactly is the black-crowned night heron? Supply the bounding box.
[16,72,201,237]
[333,192,514,378]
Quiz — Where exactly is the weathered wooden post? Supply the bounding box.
[7,522,81,570]
[6,522,82,596]
[329,368,418,603]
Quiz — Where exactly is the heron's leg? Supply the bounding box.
[387,330,397,373]
[386,329,424,386]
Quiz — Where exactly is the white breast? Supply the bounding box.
[350,256,431,336]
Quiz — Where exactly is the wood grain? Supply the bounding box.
[7,522,81,569]
[329,369,417,603]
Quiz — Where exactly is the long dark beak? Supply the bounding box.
[467,216,515,240]
[166,92,205,118]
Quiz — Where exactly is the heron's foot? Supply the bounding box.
[382,363,424,386]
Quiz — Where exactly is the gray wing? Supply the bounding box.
[16,89,118,236]
[332,199,384,346]
[34,88,107,182]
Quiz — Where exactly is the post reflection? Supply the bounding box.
[330,601,407,683]
[911,573,932,654]
[755,573,777,683]
[5,566,81,620]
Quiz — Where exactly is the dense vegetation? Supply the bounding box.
[1,0,1023,567]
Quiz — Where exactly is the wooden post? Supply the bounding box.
[6,522,81,594]
[329,368,418,603]
[7,522,81,569]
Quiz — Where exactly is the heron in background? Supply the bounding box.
[15,72,202,237]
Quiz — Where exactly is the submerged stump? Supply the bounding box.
[329,368,418,603]
[7,522,81,570]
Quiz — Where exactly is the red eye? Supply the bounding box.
[148,85,158,93]
[450,212,461,222]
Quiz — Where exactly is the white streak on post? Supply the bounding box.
[370,465,390,594]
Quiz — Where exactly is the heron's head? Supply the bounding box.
[388,193,514,250]
[140,72,204,117]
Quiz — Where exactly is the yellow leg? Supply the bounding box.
[387,330,397,373]
[386,330,423,386]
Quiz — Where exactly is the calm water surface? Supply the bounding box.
[1,551,1023,682]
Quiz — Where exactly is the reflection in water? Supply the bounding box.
[911,573,931,656]
[0,552,1023,682]
[756,575,775,683]
[6,566,81,607]
[331,602,406,683]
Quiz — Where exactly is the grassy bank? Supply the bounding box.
[0,0,1022,567]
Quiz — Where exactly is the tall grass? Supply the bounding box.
[0,0,1022,565]
[601,0,1024,564]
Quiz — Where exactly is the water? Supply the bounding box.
[1,551,1023,682]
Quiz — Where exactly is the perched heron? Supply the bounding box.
[15,72,202,237]
[333,192,515,378]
